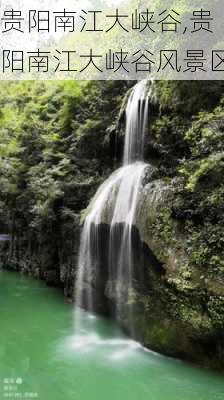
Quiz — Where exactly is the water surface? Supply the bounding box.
[0,270,224,400]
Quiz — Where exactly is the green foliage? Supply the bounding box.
[154,81,224,115]
[180,153,224,192]
[0,80,126,232]
[149,81,224,285]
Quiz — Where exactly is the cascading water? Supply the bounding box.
[75,80,151,332]
[123,80,149,165]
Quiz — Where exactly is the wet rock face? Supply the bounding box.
[0,217,80,300]
[0,241,9,269]
[76,221,164,318]
[77,223,111,315]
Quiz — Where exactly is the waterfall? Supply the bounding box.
[123,80,149,165]
[75,80,150,330]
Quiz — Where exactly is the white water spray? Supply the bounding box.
[75,80,150,330]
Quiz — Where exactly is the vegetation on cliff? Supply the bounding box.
[0,81,126,231]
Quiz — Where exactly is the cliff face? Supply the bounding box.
[0,80,224,370]
[110,176,224,370]
[0,215,79,298]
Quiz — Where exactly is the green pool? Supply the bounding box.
[0,270,224,400]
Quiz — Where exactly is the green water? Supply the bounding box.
[0,271,224,400]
